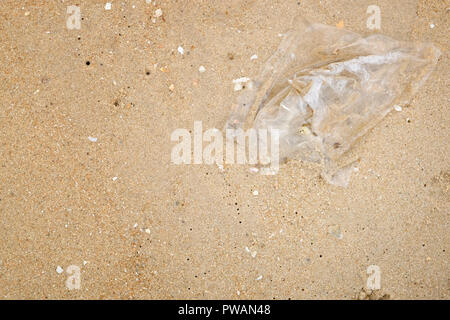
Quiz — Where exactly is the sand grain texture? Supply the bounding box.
[0,0,448,299]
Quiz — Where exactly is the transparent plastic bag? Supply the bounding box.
[226,17,440,186]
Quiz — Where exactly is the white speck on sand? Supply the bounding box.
[199,65,206,73]
[252,190,259,196]
[112,176,118,181]
[250,54,258,60]
[245,246,257,258]
[394,105,402,112]
[105,3,112,10]
[177,46,184,55]
[155,8,163,17]
[56,266,64,274]
[256,275,263,281]
[88,136,98,142]
[145,228,151,234]
[430,23,435,29]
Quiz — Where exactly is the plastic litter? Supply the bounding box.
[226,17,440,186]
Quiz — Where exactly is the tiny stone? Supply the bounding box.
[88,136,98,142]
[250,54,258,60]
[394,105,402,112]
[112,176,118,181]
[256,275,263,281]
[252,190,259,196]
[177,46,184,55]
[169,84,175,91]
[105,3,112,10]
[430,23,435,29]
[56,266,64,274]
[155,8,163,17]
[199,65,206,73]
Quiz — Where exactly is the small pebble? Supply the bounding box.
[199,65,206,73]
[112,176,118,181]
[336,20,345,29]
[177,46,184,55]
[250,54,258,60]
[394,105,402,112]
[155,8,163,17]
[145,228,151,234]
[169,84,175,91]
[88,136,98,142]
[56,266,64,274]
[252,190,259,196]
[430,23,435,29]
[256,275,263,281]
[105,3,112,10]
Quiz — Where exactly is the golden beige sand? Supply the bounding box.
[0,0,448,299]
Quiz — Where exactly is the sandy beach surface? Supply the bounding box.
[0,0,448,299]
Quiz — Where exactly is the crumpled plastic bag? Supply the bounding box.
[226,17,440,186]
